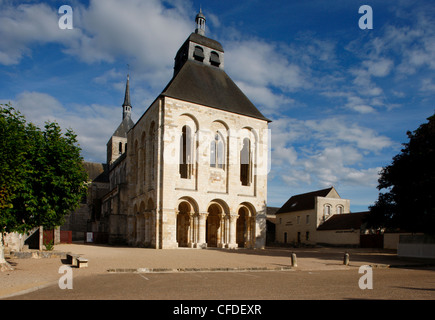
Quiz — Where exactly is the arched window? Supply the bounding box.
[337,205,344,215]
[180,125,192,179]
[324,204,331,220]
[210,51,220,67]
[210,133,224,169]
[240,138,251,186]
[193,46,204,62]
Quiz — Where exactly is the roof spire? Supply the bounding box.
[122,73,131,120]
[195,7,206,36]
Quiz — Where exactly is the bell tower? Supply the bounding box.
[173,9,224,76]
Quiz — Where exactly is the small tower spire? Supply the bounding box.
[195,8,206,36]
[122,73,132,120]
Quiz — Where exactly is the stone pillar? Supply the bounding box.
[188,212,195,248]
[160,208,178,249]
[223,215,229,247]
[193,213,200,247]
[217,213,225,248]
[227,214,238,249]
[197,212,208,249]
[39,226,43,251]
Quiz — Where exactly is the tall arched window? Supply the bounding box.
[180,125,192,179]
[210,133,225,169]
[323,204,331,220]
[240,138,251,186]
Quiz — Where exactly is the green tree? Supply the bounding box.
[1,104,88,268]
[367,112,435,234]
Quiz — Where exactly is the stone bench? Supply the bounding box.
[77,257,89,268]
[66,253,89,268]
[66,253,80,267]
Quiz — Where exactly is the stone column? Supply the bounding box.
[223,214,229,247]
[188,212,195,248]
[217,213,225,248]
[227,214,238,249]
[198,212,208,249]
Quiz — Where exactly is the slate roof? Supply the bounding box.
[161,60,270,122]
[275,187,334,215]
[317,212,369,231]
[112,116,135,138]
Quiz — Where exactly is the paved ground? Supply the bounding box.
[1,244,434,300]
[7,268,435,301]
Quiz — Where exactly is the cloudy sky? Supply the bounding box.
[1,0,434,211]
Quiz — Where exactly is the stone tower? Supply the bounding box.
[106,74,134,165]
[101,10,270,249]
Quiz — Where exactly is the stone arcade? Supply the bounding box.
[90,10,270,249]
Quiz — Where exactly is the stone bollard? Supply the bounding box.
[291,252,297,267]
[343,252,350,266]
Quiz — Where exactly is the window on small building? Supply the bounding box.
[193,46,204,62]
[324,204,331,219]
[306,231,310,241]
[210,51,220,67]
[306,215,310,224]
[337,205,344,215]
[119,142,123,154]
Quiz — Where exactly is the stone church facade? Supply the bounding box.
[91,11,270,249]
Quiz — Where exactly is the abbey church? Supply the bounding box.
[86,11,270,249]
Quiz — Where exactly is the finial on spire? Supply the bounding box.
[195,8,206,36]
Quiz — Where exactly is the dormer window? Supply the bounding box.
[193,46,204,62]
[210,51,220,67]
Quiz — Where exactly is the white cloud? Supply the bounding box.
[362,58,394,78]
[67,0,192,70]
[0,2,84,65]
[225,38,307,92]
[269,116,392,189]
[0,0,192,71]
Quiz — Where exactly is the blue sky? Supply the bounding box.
[1,0,434,212]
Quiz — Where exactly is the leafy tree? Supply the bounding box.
[1,104,88,267]
[367,112,435,234]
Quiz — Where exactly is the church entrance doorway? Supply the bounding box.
[237,207,249,248]
[206,204,222,247]
[177,202,191,247]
